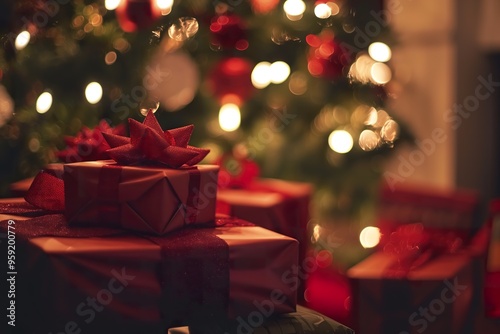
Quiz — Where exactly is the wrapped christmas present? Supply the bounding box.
[348,224,474,334]
[38,112,219,236]
[0,209,298,334]
[216,153,313,300]
[168,305,354,333]
[64,160,218,235]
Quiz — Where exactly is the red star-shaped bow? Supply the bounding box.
[102,112,209,168]
[57,120,125,163]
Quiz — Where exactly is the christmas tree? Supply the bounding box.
[0,0,410,224]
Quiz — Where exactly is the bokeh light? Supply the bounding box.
[359,129,380,151]
[15,31,30,50]
[36,92,53,114]
[349,54,374,84]
[370,62,392,85]
[270,61,291,84]
[328,130,353,154]
[219,103,241,132]
[288,72,308,95]
[311,224,321,243]
[85,82,103,104]
[283,0,306,21]
[373,109,389,128]
[251,62,272,89]
[364,107,378,126]
[105,0,121,10]
[314,3,331,19]
[359,226,381,248]
[368,42,392,62]
[156,0,174,10]
[105,51,117,65]
[168,17,199,41]
[380,119,399,142]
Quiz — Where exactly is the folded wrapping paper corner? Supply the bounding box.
[64,160,219,235]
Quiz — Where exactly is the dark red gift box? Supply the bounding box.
[348,252,473,334]
[216,178,312,300]
[64,160,219,235]
[216,178,312,256]
[0,209,298,334]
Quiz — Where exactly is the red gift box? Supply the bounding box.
[0,210,298,334]
[217,178,312,255]
[217,178,312,299]
[64,160,219,235]
[347,252,473,334]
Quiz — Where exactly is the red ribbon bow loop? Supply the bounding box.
[102,111,209,168]
[57,120,126,163]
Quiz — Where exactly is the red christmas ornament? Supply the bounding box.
[209,14,248,50]
[116,0,161,33]
[306,31,351,79]
[207,57,255,103]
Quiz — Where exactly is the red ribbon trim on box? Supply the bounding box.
[184,167,201,225]
[382,223,466,279]
[96,164,122,227]
[149,227,230,326]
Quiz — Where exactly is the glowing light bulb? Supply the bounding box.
[270,61,291,84]
[312,224,321,243]
[328,130,353,154]
[156,0,173,10]
[105,0,121,10]
[168,17,199,41]
[328,2,340,16]
[36,92,52,114]
[359,226,381,248]
[368,42,392,62]
[85,82,103,104]
[251,62,272,89]
[381,119,399,142]
[15,31,30,50]
[364,107,378,126]
[283,0,306,21]
[370,62,392,85]
[359,129,379,151]
[314,3,331,19]
[219,103,241,132]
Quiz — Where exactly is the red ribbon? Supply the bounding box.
[24,168,65,212]
[383,223,465,278]
[103,111,209,168]
[96,164,122,227]
[57,120,126,163]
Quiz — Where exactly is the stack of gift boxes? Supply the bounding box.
[0,113,353,334]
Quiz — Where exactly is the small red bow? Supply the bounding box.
[57,120,125,163]
[102,111,209,168]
